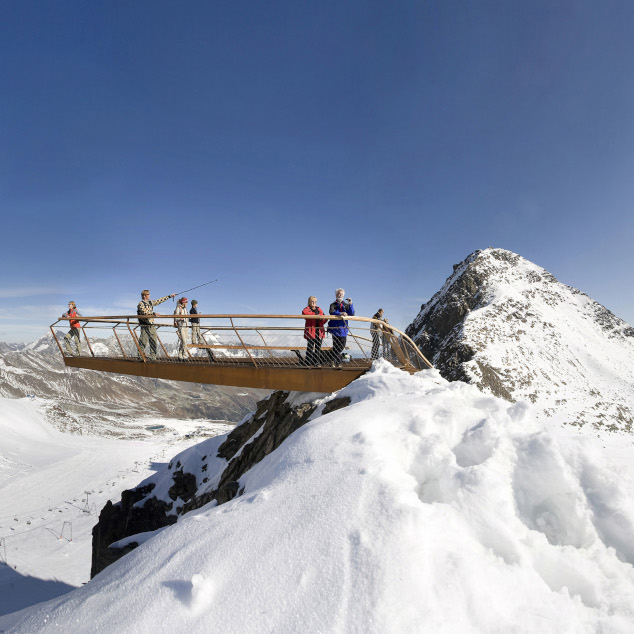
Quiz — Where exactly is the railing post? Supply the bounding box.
[155,326,170,359]
[113,324,127,359]
[347,323,368,359]
[387,331,411,368]
[81,324,95,358]
[254,328,274,359]
[50,322,66,358]
[128,318,146,362]
[230,317,258,368]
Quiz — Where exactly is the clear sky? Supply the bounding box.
[2,1,634,342]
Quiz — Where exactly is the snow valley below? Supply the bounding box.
[0,395,232,618]
[2,363,634,633]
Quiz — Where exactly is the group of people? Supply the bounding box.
[172,296,214,361]
[137,291,211,361]
[301,289,391,367]
[61,288,392,365]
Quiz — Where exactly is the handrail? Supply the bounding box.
[52,314,433,370]
[57,314,395,322]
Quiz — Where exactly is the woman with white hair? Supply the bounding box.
[302,296,327,365]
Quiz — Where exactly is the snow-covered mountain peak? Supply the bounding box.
[406,247,634,431]
[21,331,61,355]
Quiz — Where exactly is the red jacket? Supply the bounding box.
[302,306,326,340]
[67,308,80,329]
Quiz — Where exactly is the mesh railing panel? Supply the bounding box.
[51,315,432,372]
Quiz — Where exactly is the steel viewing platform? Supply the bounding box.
[50,314,432,393]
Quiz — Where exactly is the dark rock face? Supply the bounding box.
[406,249,501,393]
[405,247,634,431]
[91,484,176,578]
[168,471,198,503]
[185,391,318,511]
[406,248,571,400]
[91,390,338,577]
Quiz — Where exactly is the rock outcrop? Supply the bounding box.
[91,390,347,577]
[406,247,634,431]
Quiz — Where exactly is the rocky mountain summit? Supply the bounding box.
[0,332,266,436]
[406,248,634,432]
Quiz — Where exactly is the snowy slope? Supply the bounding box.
[3,362,634,633]
[406,248,634,432]
[0,396,232,617]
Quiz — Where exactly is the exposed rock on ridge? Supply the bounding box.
[406,247,634,431]
[91,390,344,577]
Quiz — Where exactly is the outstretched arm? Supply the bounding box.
[151,294,176,307]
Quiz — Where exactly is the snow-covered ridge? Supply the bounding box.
[406,248,634,431]
[3,361,634,633]
[0,332,265,434]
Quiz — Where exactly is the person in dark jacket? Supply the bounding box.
[328,288,354,366]
[302,296,327,366]
[190,300,215,361]
[190,300,202,345]
[371,308,385,360]
[62,301,82,356]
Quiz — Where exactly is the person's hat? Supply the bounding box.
[180,297,188,303]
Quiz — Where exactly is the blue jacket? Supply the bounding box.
[328,301,354,337]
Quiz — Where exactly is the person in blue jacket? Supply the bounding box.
[328,288,354,366]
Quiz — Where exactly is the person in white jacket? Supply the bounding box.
[174,297,189,361]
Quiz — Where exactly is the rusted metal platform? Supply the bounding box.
[52,313,432,393]
[63,356,371,392]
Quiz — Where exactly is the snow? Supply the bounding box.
[0,396,232,619]
[2,361,634,633]
[409,248,634,432]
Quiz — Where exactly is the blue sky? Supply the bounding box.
[2,1,634,342]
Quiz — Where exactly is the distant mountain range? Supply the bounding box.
[406,248,634,432]
[0,331,266,436]
[4,249,632,436]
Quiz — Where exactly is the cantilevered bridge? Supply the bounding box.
[50,314,432,393]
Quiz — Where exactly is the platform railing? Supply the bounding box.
[50,314,433,372]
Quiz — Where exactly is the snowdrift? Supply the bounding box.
[4,362,634,633]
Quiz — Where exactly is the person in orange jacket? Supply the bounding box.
[62,301,82,356]
[302,296,327,366]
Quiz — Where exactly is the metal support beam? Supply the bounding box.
[62,357,370,393]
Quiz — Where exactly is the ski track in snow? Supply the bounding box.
[0,396,232,619]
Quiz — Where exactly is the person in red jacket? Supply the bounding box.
[62,301,82,356]
[302,296,327,366]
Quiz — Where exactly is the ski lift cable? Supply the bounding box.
[0,509,86,540]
